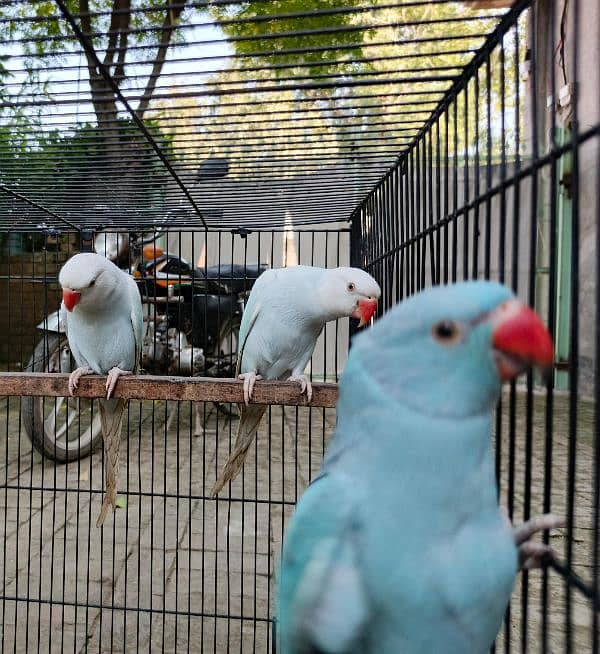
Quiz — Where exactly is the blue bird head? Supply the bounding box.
[348,281,553,419]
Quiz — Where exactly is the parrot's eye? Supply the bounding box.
[432,320,461,345]
[347,282,356,292]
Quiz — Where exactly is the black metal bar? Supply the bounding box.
[0,185,79,230]
[2,13,501,48]
[5,0,502,24]
[1,0,599,651]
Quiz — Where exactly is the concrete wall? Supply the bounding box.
[530,0,600,395]
[0,250,67,369]
[362,162,535,307]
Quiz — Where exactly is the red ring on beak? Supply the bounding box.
[491,300,553,380]
[352,298,378,327]
[62,288,81,312]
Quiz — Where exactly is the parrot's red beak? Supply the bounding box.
[352,297,378,328]
[490,299,554,381]
[62,288,81,312]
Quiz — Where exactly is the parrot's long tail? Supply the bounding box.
[96,398,127,527]
[211,404,266,497]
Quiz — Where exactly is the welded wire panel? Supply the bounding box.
[354,1,600,652]
[0,396,335,652]
[0,227,346,652]
[0,1,599,653]
[0,1,512,230]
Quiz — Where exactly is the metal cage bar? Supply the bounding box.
[0,0,599,652]
[352,1,600,652]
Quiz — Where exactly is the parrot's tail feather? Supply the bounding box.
[211,404,266,497]
[96,493,116,528]
[210,434,255,497]
[96,398,126,527]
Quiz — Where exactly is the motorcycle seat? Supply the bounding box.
[197,263,268,294]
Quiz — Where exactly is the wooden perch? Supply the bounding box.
[0,373,339,408]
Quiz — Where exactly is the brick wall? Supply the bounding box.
[0,251,67,369]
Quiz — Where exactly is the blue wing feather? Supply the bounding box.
[278,475,368,654]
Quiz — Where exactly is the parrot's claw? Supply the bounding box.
[105,367,132,399]
[68,366,93,396]
[513,513,564,570]
[518,541,554,570]
[239,372,262,405]
[287,374,313,403]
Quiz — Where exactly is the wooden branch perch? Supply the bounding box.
[0,373,338,408]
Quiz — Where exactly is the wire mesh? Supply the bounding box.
[0,1,514,230]
[0,0,598,653]
[0,228,346,652]
[352,1,600,652]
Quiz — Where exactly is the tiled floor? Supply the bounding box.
[0,390,595,653]
[0,397,335,653]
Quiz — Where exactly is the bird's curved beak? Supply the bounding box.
[62,288,81,312]
[352,297,379,328]
[490,299,554,381]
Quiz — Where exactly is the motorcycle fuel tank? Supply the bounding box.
[181,293,240,349]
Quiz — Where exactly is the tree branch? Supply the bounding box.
[79,0,99,81]
[102,0,120,68]
[113,17,129,82]
[103,0,130,83]
[78,0,119,136]
[136,2,186,119]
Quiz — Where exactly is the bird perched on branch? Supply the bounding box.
[211,265,381,497]
[277,281,562,654]
[59,252,143,527]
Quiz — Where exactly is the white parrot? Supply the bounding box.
[59,252,143,526]
[211,265,381,496]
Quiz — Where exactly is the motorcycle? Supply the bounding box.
[21,229,266,463]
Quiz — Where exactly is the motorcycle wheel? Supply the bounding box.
[211,314,241,418]
[21,333,103,463]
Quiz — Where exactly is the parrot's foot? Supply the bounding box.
[287,374,313,403]
[513,513,564,570]
[105,367,132,399]
[239,372,262,405]
[68,366,93,396]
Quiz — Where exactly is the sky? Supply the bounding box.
[1,14,232,132]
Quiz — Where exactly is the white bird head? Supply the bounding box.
[58,252,120,312]
[318,267,381,326]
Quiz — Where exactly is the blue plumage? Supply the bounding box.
[277,281,541,654]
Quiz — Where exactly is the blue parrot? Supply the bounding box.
[211,265,380,496]
[277,280,559,654]
[59,252,143,527]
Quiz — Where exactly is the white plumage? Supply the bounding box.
[211,265,380,496]
[59,252,143,526]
